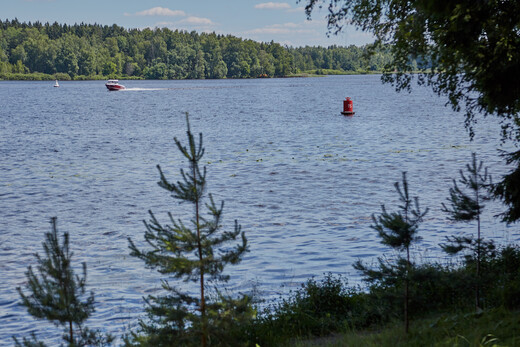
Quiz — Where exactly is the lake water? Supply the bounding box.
[1,76,518,345]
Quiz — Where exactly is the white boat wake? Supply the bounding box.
[122,87,170,91]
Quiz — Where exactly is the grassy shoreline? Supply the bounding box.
[296,308,520,346]
[0,72,144,81]
[0,69,384,81]
[249,242,520,347]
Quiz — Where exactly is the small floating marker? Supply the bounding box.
[341,97,355,116]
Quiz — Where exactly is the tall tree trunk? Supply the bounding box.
[193,160,206,347]
[69,320,73,345]
[476,214,481,311]
[476,184,481,311]
[405,247,410,334]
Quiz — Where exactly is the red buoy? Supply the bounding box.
[341,97,355,116]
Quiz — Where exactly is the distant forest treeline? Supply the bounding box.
[0,19,393,80]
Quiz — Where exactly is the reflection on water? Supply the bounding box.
[0,76,517,345]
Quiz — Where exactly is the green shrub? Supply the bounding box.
[251,273,381,345]
[54,72,72,80]
[0,72,56,80]
[482,245,520,309]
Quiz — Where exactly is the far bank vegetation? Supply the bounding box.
[0,19,393,81]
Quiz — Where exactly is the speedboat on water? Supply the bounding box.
[105,79,125,91]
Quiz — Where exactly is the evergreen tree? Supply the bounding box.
[491,149,520,224]
[441,152,492,310]
[15,217,112,347]
[355,172,427,334]
[128,113,249,346]
[13,333,47,347]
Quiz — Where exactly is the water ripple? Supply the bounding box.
[0,77,515,345]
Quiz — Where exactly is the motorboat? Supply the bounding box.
[54,80,60,87]
[105,79,125,91]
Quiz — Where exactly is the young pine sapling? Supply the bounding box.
[15,217,112,347]
[128,114,249,347]
[355,172,428,334]
[441,152,492,310]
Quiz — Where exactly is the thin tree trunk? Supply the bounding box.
[193,160,206,347]
[61,260,73,344]
[476,214,481,311]
[405,247,410,334]
[69,321,73,344]
[476,185,481,311]
[404,200,410,335]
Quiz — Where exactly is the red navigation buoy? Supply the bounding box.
[341,97,355,116]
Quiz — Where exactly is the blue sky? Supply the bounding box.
[2,0,375,47]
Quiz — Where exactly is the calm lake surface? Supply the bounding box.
[1,76,518,344]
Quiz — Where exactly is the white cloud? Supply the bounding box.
[153,16,217,32]
[179,16,214,25]
[127,7,216,30]
[254,2,291,10]
[126,7,186,17]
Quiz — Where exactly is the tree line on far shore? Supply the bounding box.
[0,19,393,81]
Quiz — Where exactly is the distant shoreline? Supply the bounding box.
[0,70,385,82]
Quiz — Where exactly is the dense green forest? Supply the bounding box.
[0,19,392,80]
